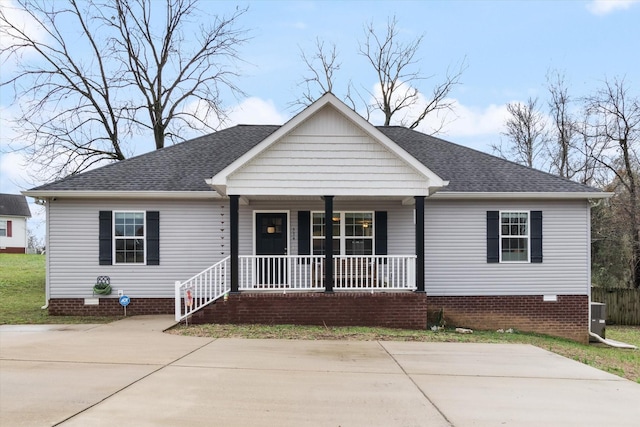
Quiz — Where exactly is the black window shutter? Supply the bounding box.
[99,211,112,265]
[530,210,543,263]
[298,211,310,255]
[487,211,499,263]
[146,211,160,265]
[375,211,387,255]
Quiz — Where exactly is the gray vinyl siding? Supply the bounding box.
[48,198,227,298]
[49,197,590,299]
[424,199,590,296]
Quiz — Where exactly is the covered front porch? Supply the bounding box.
[175,94,446,323]
[175,195,427,322]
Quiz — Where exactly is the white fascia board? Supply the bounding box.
[209,93,448,189]
[22,190,222,200]
[429,191,614,200]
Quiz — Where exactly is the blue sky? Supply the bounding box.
[1,0,639,235]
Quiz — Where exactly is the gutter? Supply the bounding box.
[22,190,221,200]
[429,191,614,200]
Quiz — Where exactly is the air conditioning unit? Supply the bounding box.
[590,302,606,342]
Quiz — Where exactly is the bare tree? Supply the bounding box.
[0,0,248,180]
[547,71,578,179]
[296,38,340,106]
[294,16,464,133]
[494,97,549,168]
[359,16,465,131]
[583,77,640,288]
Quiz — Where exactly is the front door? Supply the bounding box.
[255,213,288,286]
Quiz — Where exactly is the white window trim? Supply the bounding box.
[0,219,6,237]
[499,210,530,263]
[113,211,147,264]
[311,211,374,256]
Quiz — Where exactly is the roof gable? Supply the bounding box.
[0,193,32,217]
[209,93,447,196]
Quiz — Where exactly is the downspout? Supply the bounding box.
[40,198,50,309]
[588,332,637,349]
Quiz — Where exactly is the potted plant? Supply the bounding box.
[93,281,112,295]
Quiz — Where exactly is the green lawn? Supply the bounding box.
[0,254,117,324]
[2,254,638,383]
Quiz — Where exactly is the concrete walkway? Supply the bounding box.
[1,316,639,426]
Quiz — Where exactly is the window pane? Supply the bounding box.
[114,212,146,264]
[501,212,528,237]
[346,239,372,255]
[313,213,324,237]
[345,213,373,237]
[332,216,341,236]
[502,238,528,261]
[312,238,341,255]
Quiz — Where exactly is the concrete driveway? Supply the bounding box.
[1,316,639,426]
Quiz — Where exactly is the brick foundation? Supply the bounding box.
[48,298,174,316]
[191,292,429,330]
[0,247,27,254]
[47,293,590,343]
[426,295,589,343]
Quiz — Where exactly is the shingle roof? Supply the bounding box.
[0,193,32,217]
[30,124,601,194]
[378,127,600,193]
[30,125,279,192]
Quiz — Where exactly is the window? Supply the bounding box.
[114,212,145,264]
[312,212,373,255]
[99,211,159,266]
[500,211,529,262]
[0,220,6,237]
[487,210,542,264]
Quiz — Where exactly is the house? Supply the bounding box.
[0,193,32,253]
[24,93,610,342]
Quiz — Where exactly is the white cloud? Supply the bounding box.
[183,96,288,132]
[0,151,28,193]
[441,101,509,138]
[586,0,639,15]
[365,80,509,139]
[0,0,50,52]
[226,97,289,125]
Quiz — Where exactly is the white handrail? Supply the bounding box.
[175,254,417,321]
[175,256,230,322]
[238,255,416,291]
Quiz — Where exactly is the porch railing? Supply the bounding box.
[239,255,416,291]
[175,255,417,321]
[175,256,230,322]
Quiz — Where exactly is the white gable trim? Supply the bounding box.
[209,93,447,196]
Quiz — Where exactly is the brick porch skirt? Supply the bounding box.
[191,292,428,329]
[47,293,589,342]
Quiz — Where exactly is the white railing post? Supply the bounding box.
[174,281,182,321]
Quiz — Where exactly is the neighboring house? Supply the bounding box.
[0,193,32,254]
[24,93,610,342]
